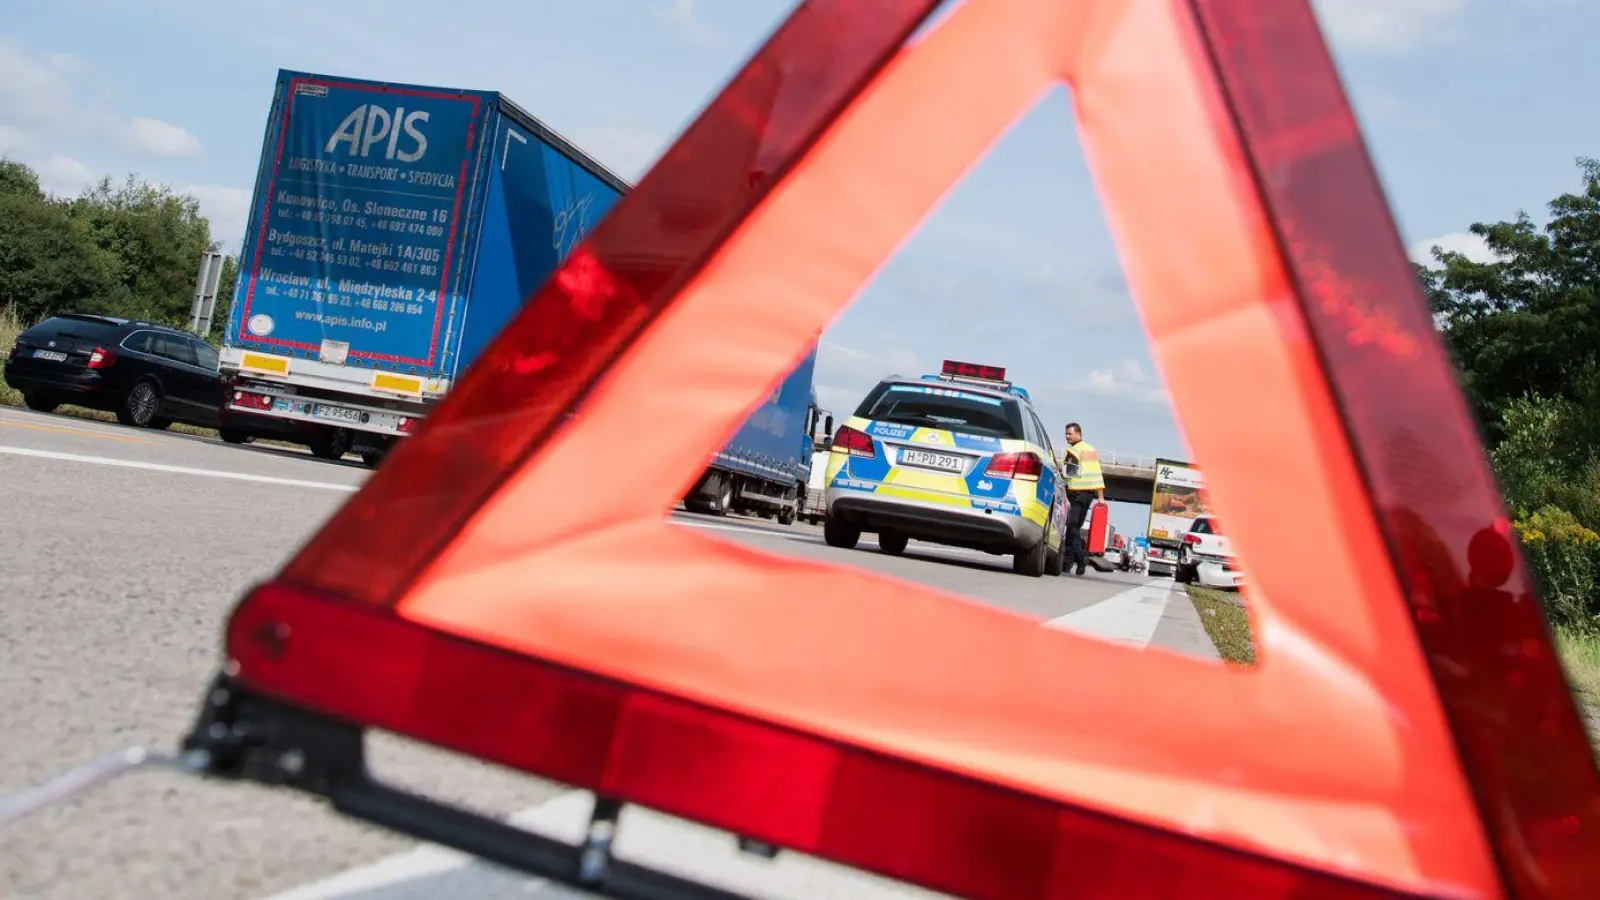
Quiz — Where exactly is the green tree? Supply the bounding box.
[0,160,240,340]
[70,173,217,325]
[0,159,126,321]
[1420,157,1600,444]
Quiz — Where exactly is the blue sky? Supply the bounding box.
[2,0,1594,536]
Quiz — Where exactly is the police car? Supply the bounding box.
[821,360,1071,577]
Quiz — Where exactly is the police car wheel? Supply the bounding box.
[877,532,908,555]
[1045,543,1064,577]
[823,517,861,549]
[1013,538,1048,577]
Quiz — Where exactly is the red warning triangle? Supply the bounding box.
[219,0,1600,897]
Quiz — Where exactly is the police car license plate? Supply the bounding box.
[900,448,963,473]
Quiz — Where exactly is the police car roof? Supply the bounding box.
[905,373,1032,404]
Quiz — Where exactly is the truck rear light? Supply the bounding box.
[397,417,417,435]
[985,451,1042,480]
[87,346,115,369]
[831,424,874,457]
[232,390,274,411]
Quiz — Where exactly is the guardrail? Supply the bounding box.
[1098,452,1159,471]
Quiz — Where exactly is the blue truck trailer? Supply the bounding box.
[219,69,629,465]
[682,346,834,526]
[220,69,832,520]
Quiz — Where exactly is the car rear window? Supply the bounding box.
[1190,517,1217,535]
[856,383,1024,439]
[26,315,123,345]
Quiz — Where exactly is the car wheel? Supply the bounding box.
[1013,537,1048,577]
[878,531,908,555]
[117,381,161,427]
[21,392,60,413]
[822,517,860,549]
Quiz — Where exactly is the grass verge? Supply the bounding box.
[1556,628,1600,733]
[1184,586,1256,666]
[1184,584,1600,749]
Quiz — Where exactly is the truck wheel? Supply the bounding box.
[822,517,860,549]
[777,505,796,526]
[712,478,734,516]
[361,449,387,468]
[310,427,352,460]
[219,427,252,445]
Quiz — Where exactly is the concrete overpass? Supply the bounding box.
[1097,452,1160,504]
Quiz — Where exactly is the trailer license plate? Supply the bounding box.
[31,349,67,362]
[313,403,363,424]
[900,449,963,472]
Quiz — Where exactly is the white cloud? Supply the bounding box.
[183,184,254,253]
[26,154,96,196]
[1073,359,1169,407]
[1311,0,1469,54]
[1408,231,1502,266]
[0,37,200,160]
[564,122,670,182]
[814,339,924,415]
[121,116,201,158]
[653,0,724,46]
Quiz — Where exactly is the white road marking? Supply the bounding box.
[1042,581,1173,648]
[0,445,360,492]
[667,516,825,544]
[263,790,939,899]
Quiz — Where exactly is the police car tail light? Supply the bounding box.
[984,451,1042,481]
[832,424,875,457]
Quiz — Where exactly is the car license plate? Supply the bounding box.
[31,349,68,362]
[312,403,363,424]
[899,448,963,472]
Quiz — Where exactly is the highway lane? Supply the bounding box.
[0,405,1215,899]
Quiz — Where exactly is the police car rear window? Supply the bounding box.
[856,383,1024,439]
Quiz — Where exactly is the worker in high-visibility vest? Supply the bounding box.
[1060,422,1105,576]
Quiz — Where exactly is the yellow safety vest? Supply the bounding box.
[1064,440,1105,491]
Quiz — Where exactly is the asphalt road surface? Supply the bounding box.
[0,406,1218,900]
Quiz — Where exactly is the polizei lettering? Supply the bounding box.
[324,105,429,163]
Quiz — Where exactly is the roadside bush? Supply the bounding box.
[1514,505,1600,632]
